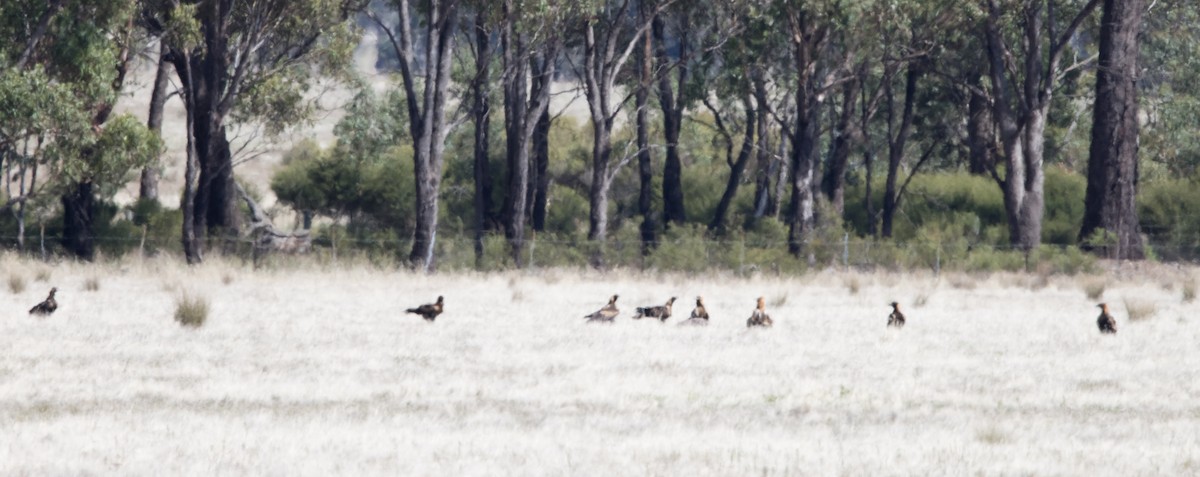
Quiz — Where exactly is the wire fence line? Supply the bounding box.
[2,229,1194,274]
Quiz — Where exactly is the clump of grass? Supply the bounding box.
[1028,273,1050,291]
[84,276,100,292]
[8,274,26,294]
[976,425,1010,445]
[174,293,210,328]
[769,292,788,308]
[33,268,51,282]
[1083,280,1106,300]
[1123,298,1157,322]
[221,272,235,285]
[914,291,931,307]
[511,288,526,302]
[845,277,860,295]
[948,274,978,290]
[1183,279,1196,303]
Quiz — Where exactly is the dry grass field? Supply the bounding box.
[2,254,1199,475]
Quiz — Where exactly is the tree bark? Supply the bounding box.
[984,0,1099,251]
[751,75,776,221]
[882,66,920,238]
[501,1,530,266]
[637,4,657,255]
[653,14,688,227]
[581,1,655,266]
[1079,0,1144,259]
[471,12,493,268]
[60,181,96,261]
[376,0,461,271]
[710,94,757,233]
[966,72,993,176]
[531,107,551,232]
[821,77,860,217]
[784,11,829,257]
[179,54,203,264]
[140,42,171,202]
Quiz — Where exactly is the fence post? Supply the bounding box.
[842,233,849,271]
[935,245,941,277]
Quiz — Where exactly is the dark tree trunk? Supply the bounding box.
[821,78,860,217]
[168,10,240,249]
[862,75,878,237]
[531,106,551,232]
[61,181,96,261]
[984,0,1100,251]
[501,2,530,266]
[966,72,993,176]
[140,41,171,202]
[710,95,756,233]
[637,4,656,255]
[500,5,558,267]
[581,4,654,266]
[374,0,461,271]
[1080,0,1144,259]
[179,55,202,264]
[751,77,774,221]
[882,66,920,238]
[654,15,687,227]
[471,13,493,268]
[784,11,829,257]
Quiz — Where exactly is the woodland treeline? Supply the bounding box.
[2,0,1199,271]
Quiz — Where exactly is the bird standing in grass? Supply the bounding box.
[887,301,905,328]
[633,297,676,321]
[746,296,773,328]
[680,297,709,326]
[29,287,58,317]
[1096,303,1117,334]
[585,295,619,323]
[406,296,444,322]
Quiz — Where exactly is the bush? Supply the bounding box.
[8,274,26,294]
[174,293,210,328]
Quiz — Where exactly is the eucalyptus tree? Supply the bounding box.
[981,0,1101,250]
[776,0,861,257]
[368,0,462,271]
[576,0,669,264]
[1079,0,1145,258]
[1,0,160,259]
[499,0,565,267]
[144,0,362,263]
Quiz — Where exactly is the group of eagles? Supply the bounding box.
[24,287,1121,334]
[583,295,775,327]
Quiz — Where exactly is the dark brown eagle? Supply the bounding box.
[679,296,709,326]
[887,301,905,328]
[29,287,58,316]
[1096,303,1117,334]
[746,296,773,328]
[406,296,444,322]
[633,297,676,321]
[585,295,619,323]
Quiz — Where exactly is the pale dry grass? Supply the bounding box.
[1123,298,1158,322]
[7,274,25,294]
[1,256,1199,475]
[1083,279,1107,300]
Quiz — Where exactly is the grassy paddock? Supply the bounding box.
[1,253,1198,474]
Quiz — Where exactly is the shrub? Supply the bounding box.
[1083,280,1106,300]
[174,293,210,328]
[8,274,26,294]
[1124,298,1157,322]
[84,276,100,292]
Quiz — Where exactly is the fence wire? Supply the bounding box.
[1,230,1193,274]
